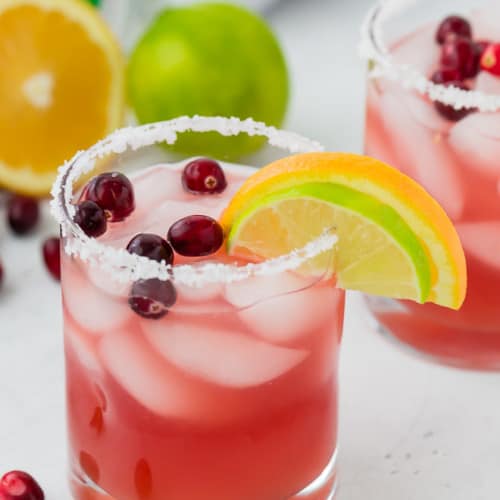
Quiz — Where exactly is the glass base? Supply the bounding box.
[366,296,500,371]
[70,449,338,500]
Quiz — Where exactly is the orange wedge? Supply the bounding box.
[0,0,125,196]
[221,152,466,309]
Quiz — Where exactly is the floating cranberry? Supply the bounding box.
[436,15,472,44]
[42,237,61,281]
[440,36,479,78]
[182,158,227,194]
[7,196,39,235]
[129,279,177,319]
[74,201,107,238]
[81,172,135,222]
[168,215,224,257]
[126,234,174,265]
[431,67,463,84]
[434,81,472,121]
[0,470,44,500]
[481,43,500,77]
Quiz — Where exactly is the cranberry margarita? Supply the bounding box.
[51,117,342,500]
[361,0,500,369]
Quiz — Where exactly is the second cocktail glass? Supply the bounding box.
[361,0,500,369]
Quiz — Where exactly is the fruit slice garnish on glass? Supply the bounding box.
[0,0,124,196]
[220,152,466,308]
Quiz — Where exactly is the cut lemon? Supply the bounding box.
[220,153,466,309]
[0,0,125,196]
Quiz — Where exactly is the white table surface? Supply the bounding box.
[1,1,500,499]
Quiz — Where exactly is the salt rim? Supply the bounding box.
[359,0,500,112]
[50,115,335,286]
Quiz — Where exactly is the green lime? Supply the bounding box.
[127,3,289,159]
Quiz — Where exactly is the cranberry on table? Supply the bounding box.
[431,67,463,84]
[126,233,174,265]
[182,158,227,194]
[481,43,500,77]
[0,470,44,500]
[7,196,39,235]
[434,81,472,121]
[42,237,61,281]
[129,278,177,319]
[74,200,107,238]
[168,215,224,257]
[440,36,479,78]
[435,15,472,44]
[81,172,135,222]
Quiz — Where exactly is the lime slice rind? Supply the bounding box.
[228,182,432,303]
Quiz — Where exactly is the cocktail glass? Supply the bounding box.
[51,116,344,500]
[361,0,500,369]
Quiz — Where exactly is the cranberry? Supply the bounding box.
[0,259,3,289]
[431,67,463,84]
[81,172,135,222]
[434,81,472,121]
[74,200,107,238]
[126,234,174,265]
[0,470,44,500]
[42,237,61,281]
[129,279,177,319]
[168,215,224,257]
[481,43,500,77]
[182,158,227,194]
[440,36,479,78]
[435,15,472,44]
[7,196,39,235]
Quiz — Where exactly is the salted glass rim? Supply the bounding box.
[50,115,338,287]
[359,0,500,111]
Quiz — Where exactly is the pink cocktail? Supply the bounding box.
[52,117,343,500]
[361,0,500,369]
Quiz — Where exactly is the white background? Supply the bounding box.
[1,1,500,499]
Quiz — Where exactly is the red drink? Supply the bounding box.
[53,118,343,500]
[362,1,500,368]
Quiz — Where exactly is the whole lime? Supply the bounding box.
[127,3,289,159]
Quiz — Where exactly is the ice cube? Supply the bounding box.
[99,329,201,419]
[86,264,130,298]
[456,221,500,270]
[176,261,224,302]
[141,319,308,388]
[63,264,130,334]
[131,164,186,212]
[449,112,500,177]
[391,23,440,75]
[65,320,102,373]
[141,200,220,237]
[225,274,336,343]
[379,89,465,220]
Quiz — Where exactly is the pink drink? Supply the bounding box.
[363,3,500,368]
[54,119,343,500]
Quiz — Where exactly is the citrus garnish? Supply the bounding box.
[220,152,466,309]
[0,0,125,196]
